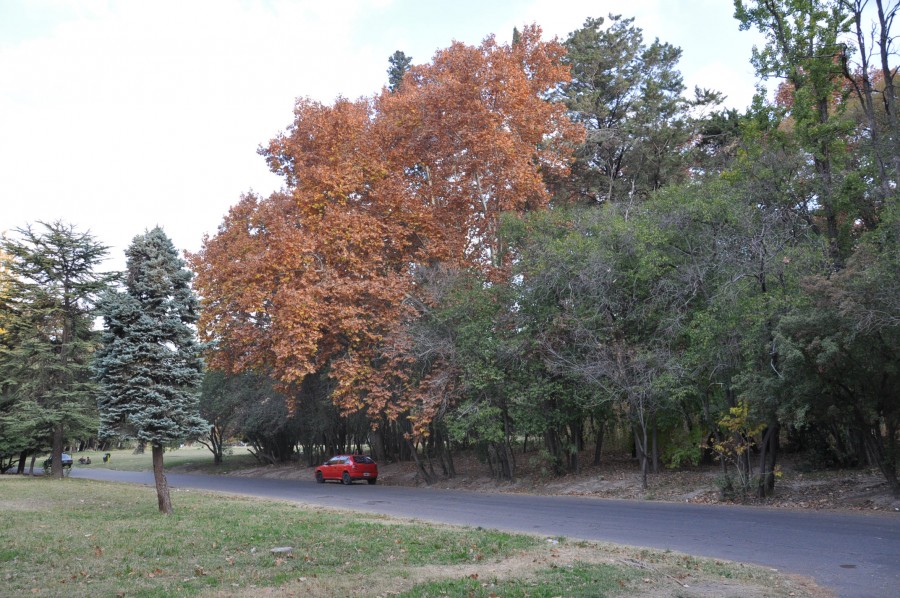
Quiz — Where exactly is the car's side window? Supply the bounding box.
[327,457,341,466]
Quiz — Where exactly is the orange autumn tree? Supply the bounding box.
[189,25,582,435]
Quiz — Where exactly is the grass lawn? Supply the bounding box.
[0,476,820,597]
[49,445,259,473]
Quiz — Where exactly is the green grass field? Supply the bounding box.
[46,445,258,473]
[0,476,819,597]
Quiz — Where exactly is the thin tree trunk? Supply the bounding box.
[210,426,223,465]
[634,426,649,491]
[407,438,435,485]
[152,444,173,515]
[593,423,605,467]
[442,433,456,478]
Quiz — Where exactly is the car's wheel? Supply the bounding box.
[315,471,324,484]
[342,471,352,485]
[367,478,377,485]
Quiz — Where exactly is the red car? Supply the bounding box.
[315,455,378,485]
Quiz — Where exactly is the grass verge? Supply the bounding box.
[0,476,825,597]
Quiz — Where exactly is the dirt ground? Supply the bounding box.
[221,450,900,514]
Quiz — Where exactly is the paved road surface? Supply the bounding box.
[70,468,900,598]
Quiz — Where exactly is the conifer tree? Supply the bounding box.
[95,227,207,514]
[387,50,412,92]
[0,222,113,478]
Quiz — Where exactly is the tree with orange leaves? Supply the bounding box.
[189,26,582,443]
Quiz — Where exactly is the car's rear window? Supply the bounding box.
[352,456,374,464]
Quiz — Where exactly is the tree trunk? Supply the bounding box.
[435,427,455,478]
[370,427,387,463]
[634,426,649,491]
[862,425,900,496]
[543,428,565,474]
[756,424,779,498]
[152,444,173,515]
[407,438,435,485]
[51,424,64,479]
[487,442,514,481]
[208,426,224,465]
[502,405,516,480]
[592,424,605,467]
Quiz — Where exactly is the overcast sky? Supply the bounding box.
[1,0,765,271]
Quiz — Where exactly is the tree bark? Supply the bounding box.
[51,424,64,479]
[592,423,605,467]
[370,427,387,463]
[152,444,173,515]
[757,424,779,498]
[407,438,435,485]
[634,426,649,490]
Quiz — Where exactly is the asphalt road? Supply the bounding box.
[70,468,900,598]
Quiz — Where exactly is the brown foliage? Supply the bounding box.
[189,25,582,425]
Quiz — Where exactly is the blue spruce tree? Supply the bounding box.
[95,227,207,514]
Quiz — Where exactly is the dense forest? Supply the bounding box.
[2,1,898,499]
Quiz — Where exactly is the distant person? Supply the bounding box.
[103,453,110,463]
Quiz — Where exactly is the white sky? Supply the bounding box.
[0,0,765,271]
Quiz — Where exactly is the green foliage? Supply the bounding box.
[734,0,868,262]
[506,203,689,485]
[558,14,720,203]
[95,227,207,447]
[0,222,113,473]
[774,203,900,490]
[197,369,268,463]
[387,49,412,92]
[662,425,705,469]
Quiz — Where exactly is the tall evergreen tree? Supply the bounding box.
[558,15,712,204]
[0,222,113,478]
[95,227,207,514]
[387,50,412,92]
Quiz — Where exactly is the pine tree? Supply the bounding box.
[0,222,113,478]
[387,50,412,92]
[95,227,207,514]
